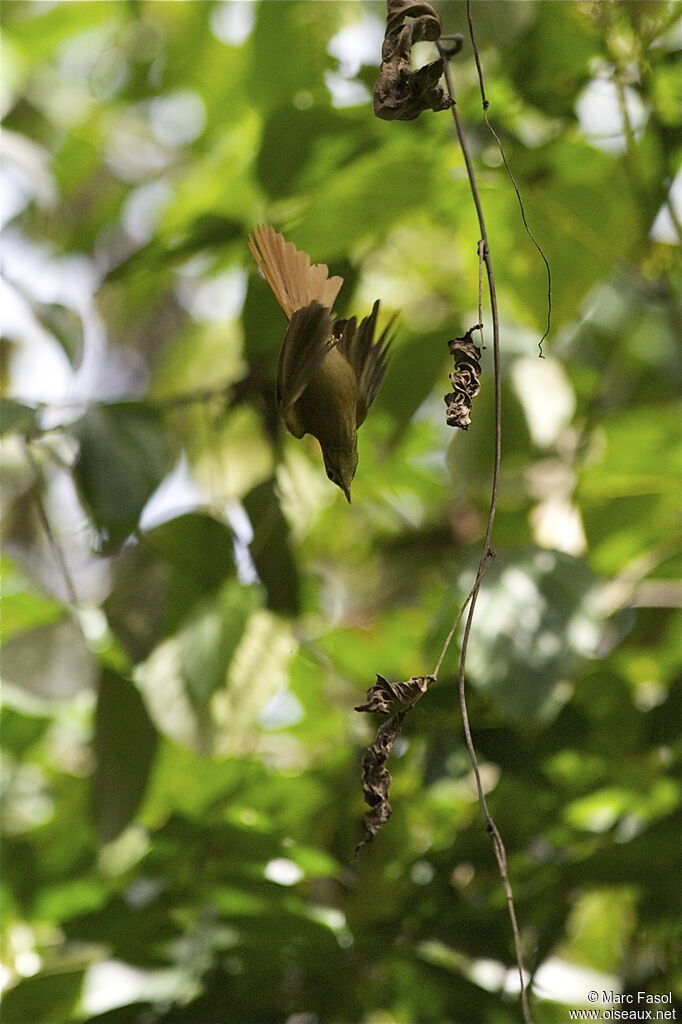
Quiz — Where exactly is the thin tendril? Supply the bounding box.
[436,28,534,1023]
[466,0,552,358]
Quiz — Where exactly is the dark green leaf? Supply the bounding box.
[72,402,175,552]
[35,302,84,368]
[92,668,158,843]
[0,399,38,438]
[0,705,49,755]
[0,969,85,1024]
[104,512,236,662]
[243,477,299,615]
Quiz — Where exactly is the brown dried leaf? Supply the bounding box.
[444,325,482,430]
[354,673,435,853]
[355,673,434,714]
[355,712,404,855]
[373,0,453,121]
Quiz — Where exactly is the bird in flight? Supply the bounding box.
[248,226,394,502]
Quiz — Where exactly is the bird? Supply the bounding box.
[248,225,394,502]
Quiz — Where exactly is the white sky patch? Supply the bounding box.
[225,499,258,585]
[149,90,206,148]
[139,454,207,531]
[1,281,75,404]
[533,956,620,1006]
[177,267,248,323]
[259,688,304,730]
[0,130,56,226]
[531,498,587,556]
[324,71,371,109]
[512,356,576,448]
[264,858,304,886]
[1,229,139,407]
[650,167,682,245]
[576,77,647,155]
[328,15,384,76]
[82,960,181,1015]
[211,0,256,46]
[325,13,383,108]
[122,179,174,244]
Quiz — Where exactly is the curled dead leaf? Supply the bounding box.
[373,0,453,121]
[444,325,482,430]
[354,673,435,853]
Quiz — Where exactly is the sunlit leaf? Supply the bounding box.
[463,548,607,724]
[1,617,97,700]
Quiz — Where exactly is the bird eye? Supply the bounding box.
[326,468,335,482]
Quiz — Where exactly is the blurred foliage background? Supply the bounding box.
[1,1,681,1022]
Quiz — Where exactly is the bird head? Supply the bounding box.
[322,442,358,503]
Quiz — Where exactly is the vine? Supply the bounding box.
[356,3,546,1019]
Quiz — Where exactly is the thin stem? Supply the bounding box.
[466,3,552,357]
[477,239,486,349]
[437,33,533,1024]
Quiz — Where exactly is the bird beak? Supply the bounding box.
[342,484,352,504]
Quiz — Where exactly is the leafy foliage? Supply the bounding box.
[1,2,681,1022]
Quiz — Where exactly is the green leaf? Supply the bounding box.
[292,140,441,259]
[34,302,84,368]
[509,3,599,117]
[72,402,175,552]
[243,477,300,615]
[1,618,97,701]
[104,513,236,662]
[257,104,371,200]
[578,403,682,572]
[178,580,261,708]
[0,558,64,644]
[0,399,38,437]
[76,1002,154,1024]
[0,969,85,1024]
[0,705,50,755]
[92,669,158,844]
[106,215,241,283]
[376,329,448,440]
[247,1,337,111]
[464,548,606,724]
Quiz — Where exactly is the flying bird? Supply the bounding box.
[248,225,394,502]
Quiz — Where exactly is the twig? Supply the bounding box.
[436,31,533,1024]
[476,239,486,349]
[465,2,552,358]
[432,548,493,679]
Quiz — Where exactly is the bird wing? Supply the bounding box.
[248,225,344,319]
[335,300,396,426]
[277,302,336,438]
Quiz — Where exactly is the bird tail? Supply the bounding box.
[248,225,343,320]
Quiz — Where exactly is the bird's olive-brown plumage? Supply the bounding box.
[248,226,394,501]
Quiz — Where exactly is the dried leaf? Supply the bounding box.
[373,0,453,121]
[355,712,404,855]
[354,673,435,853]
[355,672,433,714]
[444,325,482,430]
